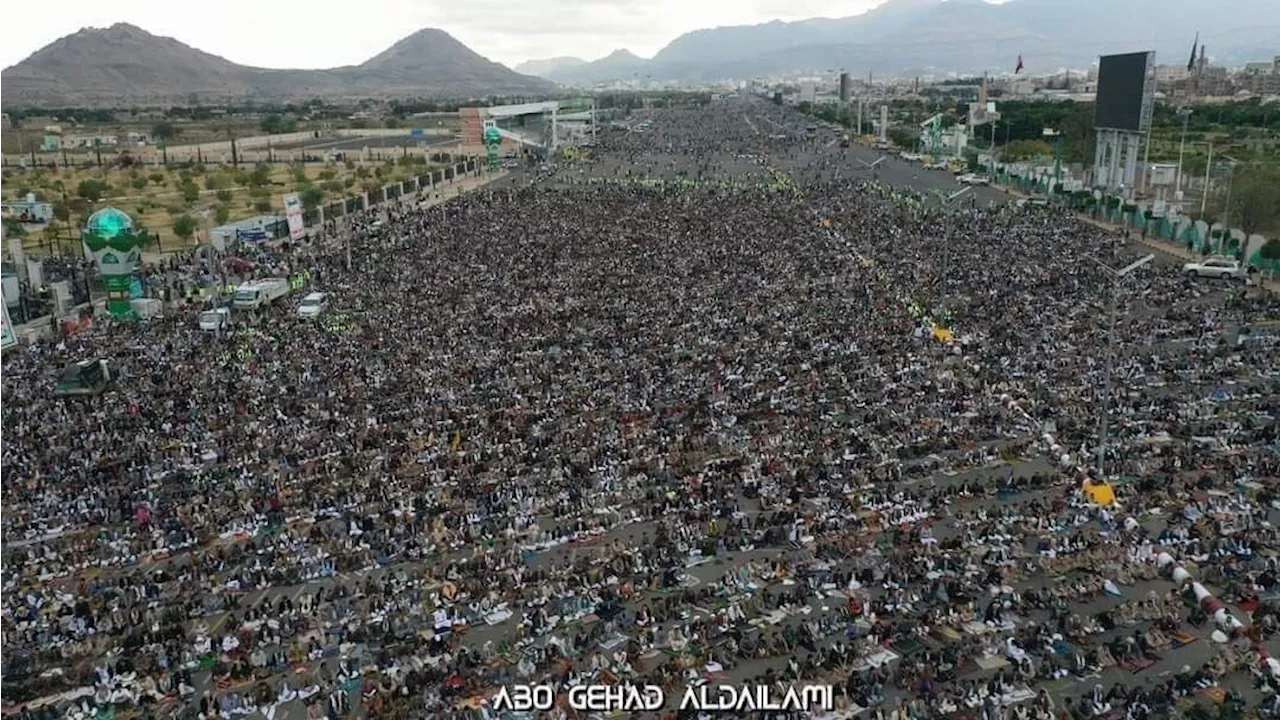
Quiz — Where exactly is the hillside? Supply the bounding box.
[514,56,587,77]
[554,0,1280,84]
[1,23,556,107]
[543,49,650,85]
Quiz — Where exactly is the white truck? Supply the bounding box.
[232,278,290,311]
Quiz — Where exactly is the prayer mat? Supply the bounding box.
[893,638,926,658]
[975,656,1009,670]
[1041,678,1075,694]
[1125,657,1157,673]
[1198,687,1226,703]
[1170,630,1198,647]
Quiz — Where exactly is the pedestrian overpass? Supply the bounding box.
[459,100,596,152]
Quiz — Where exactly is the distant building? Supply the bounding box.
[838,73,851,103]
[62,134,118,149]
[1155,65,1189,84]
[799,81,817,104]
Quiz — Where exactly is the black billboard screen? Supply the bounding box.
[1095,52,1150,131]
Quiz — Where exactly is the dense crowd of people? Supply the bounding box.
[3,100,1279,720]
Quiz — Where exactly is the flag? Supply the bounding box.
[1015,54,1024,75]
[1187,32,1198,72]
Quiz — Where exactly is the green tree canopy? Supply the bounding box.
[171,214,198,241]
[1232,166,1280,237]
[151,122,178,141]
[76,179,109,202]
[300,186,325,210]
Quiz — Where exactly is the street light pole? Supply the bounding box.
[1222,159,1236,228]
[1200,140,1213,218]
[1175,107,1192,204]
[1087,253,1155,481]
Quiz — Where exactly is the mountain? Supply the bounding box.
[1,23,556,107]
[514,56,587,78]
[557,0,1280,84]
[543,49,651,85]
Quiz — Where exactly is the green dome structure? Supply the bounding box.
[483,123,503,172]
[86,207,134,239]
[82,207,150,317]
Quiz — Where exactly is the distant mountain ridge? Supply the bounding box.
[538,0,1280,85]
[1,23,556,107]
[513,56,586,77]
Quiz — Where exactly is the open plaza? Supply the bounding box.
[2,98,1279,720]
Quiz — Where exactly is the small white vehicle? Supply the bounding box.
[1182,257,1246,280]
[501,160,519,170]
[957,173,992,186]
[1016,196,1049,208]
[901,153,923,162]
[199,307,231,332]
[297,292,329,318]
[233,278,290,310]
[922,161,949,170]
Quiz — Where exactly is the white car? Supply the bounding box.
[297,292,329,318]
[900,153,923,162]
[922,161,949,170]
[1183,257,1246,280]
[199,307,231,332]
[1016,196,1049,208]
[957,173,991,186]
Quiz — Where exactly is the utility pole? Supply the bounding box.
[1174,107,1193,206]
[1199,141,1213,218]
[1088,253,1154,481]
[1221,157,1237,228]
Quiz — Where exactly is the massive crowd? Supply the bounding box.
[3,100,1279,720]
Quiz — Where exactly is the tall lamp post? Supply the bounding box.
[1189,140,1214,218]
[1043,128,1063,194]
[1221,156,1238,229]
[1174,107,1193,207]
[1087,253,1155,481]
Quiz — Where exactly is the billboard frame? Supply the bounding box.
[1094,51,1156,133]
[1094,50,1156,198]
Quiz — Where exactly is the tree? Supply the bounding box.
[216,189,233,204]
[253,198,272,213]
[148,172,166,186]
[151,122,177,141]
[179,180,201,204]
[1232,166,1280,237]
[171,214,198,242]
[1001,139,1054,161]
[132,176,149,190]
[52,201,70,223]
[214,204,231,224]
[300,186,325,210]
[887,128,917,150]
[76,179,108,202]
[260,114,296,134]
[248,164,272,188]
[2,217,26,238]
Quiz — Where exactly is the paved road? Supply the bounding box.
[274,136,456,153]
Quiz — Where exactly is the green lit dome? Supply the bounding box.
[86,207,134,239]
[483,126,502,143]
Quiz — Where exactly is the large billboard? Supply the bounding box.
[1,301,17,349]
[1095,51,1155,132]
[283,193,305,241]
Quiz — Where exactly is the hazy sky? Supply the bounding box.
[0,0,910,71]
